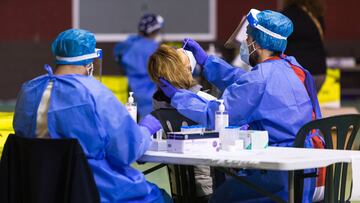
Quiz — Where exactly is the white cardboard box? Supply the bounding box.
[149,140,167,151]
[167,138,220,154]
[239,130,268,150]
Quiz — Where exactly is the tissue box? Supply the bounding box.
[239,130,268,150]
[166,131,220,153]
[167,138,219,153]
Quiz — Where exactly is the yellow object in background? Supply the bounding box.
[0,75,128,156]
[164,42,182,48]
[317,68,341,108]
[0,112,14,156]
[101,75,129,104]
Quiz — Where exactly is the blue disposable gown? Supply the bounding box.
[13,66,164,203]
[114,35,159,119]
[170,55,321,202]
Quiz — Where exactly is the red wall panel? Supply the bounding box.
[0,0,359,42]
[324,0,360,41]
[217,0,278,42]
[0,0,71,41]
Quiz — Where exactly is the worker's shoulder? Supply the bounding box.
[251,59,289,81]
[114,35,141,54]
[22,74,49,88]
[257,59,288,72]
[127,37,158,53]
[73,76,113,96]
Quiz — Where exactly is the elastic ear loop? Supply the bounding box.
[86,63,94,76]
[248,41,257,56]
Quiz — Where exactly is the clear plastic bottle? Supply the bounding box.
[215,99,229,131]
[126,92,137,122]
[207,43,223,57]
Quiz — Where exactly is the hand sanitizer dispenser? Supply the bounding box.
[126,92,137,122]
[215,99,229,131]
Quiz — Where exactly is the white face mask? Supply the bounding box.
[183,50,197,73]
[86,63,94,76]
[240,40,256,66]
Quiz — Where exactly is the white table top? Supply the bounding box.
[139,147,360,171]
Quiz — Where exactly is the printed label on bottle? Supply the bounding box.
[126,106,137,122]
[215,114,229,130]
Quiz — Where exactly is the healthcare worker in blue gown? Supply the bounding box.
[114,13,164,120]
[13,28,172,203]
[159,9,323,203]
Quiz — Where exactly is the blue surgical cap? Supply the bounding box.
[247,10,293,52]
[51,28,96,65]
[138,14,164,35]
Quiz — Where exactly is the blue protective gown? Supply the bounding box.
[170,55,322,202]
[114,35,159,119]
[13,66,164,203]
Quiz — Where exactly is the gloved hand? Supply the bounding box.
[183,38,208,66]
[139,114,162,135]
[159,77,179,98]
[240,124,249,130]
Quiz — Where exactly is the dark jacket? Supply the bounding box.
[152,84,202,110]
[282,5,327,75]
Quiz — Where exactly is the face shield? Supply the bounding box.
[56,48,103,81]
[92,49,103,81]
[246,9,288,41]
[227,9,288,48]
[227,9,290,67]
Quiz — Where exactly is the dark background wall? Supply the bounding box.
[0,0,72,99]
[1,0,360,99]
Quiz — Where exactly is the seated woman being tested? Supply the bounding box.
[148,44,215,200]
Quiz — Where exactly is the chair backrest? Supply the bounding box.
[151,108,198,202]
[151,108,198,133]
[294,114,360,203]
[0,134,100,203]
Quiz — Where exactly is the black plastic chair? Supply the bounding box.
[151,108,198,134]
[293,114,360,203]
[0,134,100,203]
[151,108,199,203]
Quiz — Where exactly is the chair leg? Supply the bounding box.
[288,171,295,203]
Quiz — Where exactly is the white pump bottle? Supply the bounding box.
[215,99,229,131]
[126,92,137,122]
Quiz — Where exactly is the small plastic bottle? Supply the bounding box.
[207,43,217,55]
[126,92,137,122]
[215,100,229,131]
[207,43,222,57]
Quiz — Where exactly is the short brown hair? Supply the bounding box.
[148,44,195,89]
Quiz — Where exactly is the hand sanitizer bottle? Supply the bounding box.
[215,99,229,131]
[126,92,137,122]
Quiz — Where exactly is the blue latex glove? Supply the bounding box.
[240,124,249,130]
[139,114,162,135]
[159,77,179,98]
[183,38,208,66]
